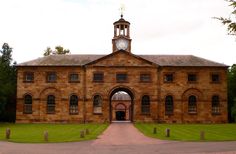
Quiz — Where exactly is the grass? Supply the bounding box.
[0,123,108,143]
[135,123,236,141]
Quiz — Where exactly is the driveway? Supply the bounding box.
[1,123,236,154]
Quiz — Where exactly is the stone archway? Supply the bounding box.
[109,87,134,122]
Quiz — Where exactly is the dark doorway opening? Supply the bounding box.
[116,111,125,120]
[109,87,134,122]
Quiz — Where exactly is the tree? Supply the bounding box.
[216,0,236,35]
[0,43,17,122]
[228,64,236,122]
[43,46,70,56]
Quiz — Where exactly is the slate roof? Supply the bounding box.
[17,54,227,67]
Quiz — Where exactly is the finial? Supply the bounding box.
[119,4,125,18]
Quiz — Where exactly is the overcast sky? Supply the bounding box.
[0,0,235,65]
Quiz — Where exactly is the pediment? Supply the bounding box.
[86,51,157,67]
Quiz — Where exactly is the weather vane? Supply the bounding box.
[119,4,125,18]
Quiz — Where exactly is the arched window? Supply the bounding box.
[69,95,78,114]
[188,95,197,113]
[93,95,102,114]
[24,94,32,114]
[165,95,173,115]
[47,95,55,114]
[141,95,150,114]
[212,95,220,114]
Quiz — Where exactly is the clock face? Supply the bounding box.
[115,39,128,50]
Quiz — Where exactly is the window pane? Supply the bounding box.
[93,95,102,114]
[212,74,219,82]
[24,73,34,82]
[116,74,127,82]
[188,74,197,82]
[140,74,151,82]
[47,95,55,114]
[188,95,197,113]
[24,95,32,114]
[69,74,79,82]
[164,74,173,82]
[93,73,104,82]
[47,72,56,82]
[212,95,220,114]
[141,95,150,114]
[70,95,78,114]
[165,95,173,115]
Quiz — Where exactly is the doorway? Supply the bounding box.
[109,87,134,122]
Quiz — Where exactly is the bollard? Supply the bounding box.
[6,128,10,139]
[200,131,205,140]
[85,128,89,135]
[153,127,157,134]
[80,130,85,138]
[44,131,48,142]
[165,128,170,137]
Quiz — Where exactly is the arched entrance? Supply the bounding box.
[109,87,134,122]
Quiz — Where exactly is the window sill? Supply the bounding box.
[47,112,55,114]
[23,81,34,83]
[187,81,198,84]
[93,113,103,115]
[139,81,152,83]
[212,112,221,115]
[210,82,221,84]
[141,113,151,115]
[93,81,104,83]
[69,81,80,83]
[69,113,79,115]
[23,112,32,114]
[188,112,197,115]
[46,81,57,83]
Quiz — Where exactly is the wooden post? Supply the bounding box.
[165,128,170,137]
[153,127,157,134]
[85,128,89,135]
[6,128,10,139]
[80,130,85,138]
[44,131,48,142]
[200,131,205,140]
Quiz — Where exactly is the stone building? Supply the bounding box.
[16,15,228,123]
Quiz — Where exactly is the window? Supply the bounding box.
[211,74,220,83]
[93,95,102,114]
[141,95,150,114]
[116,73,127,82]
[69,73,79,82]
[140,74,151,82]
[24,72,34,82]
[188,95,197,113]
[47,72,57,83]
[212,95,220,114]
[164,74,173,82]
[93,73,104,82]
[188,74,197,82]
[47,95,55,114]
[69,95,78,114]
[165,95,173,115]
[24,95,32,114]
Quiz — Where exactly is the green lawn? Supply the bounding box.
[135,123,236,141]
[0,123,108,143]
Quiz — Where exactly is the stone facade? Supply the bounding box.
[16,16,228,123]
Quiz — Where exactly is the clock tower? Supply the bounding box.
[112,14,132,53]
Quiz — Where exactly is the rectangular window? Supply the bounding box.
[46,72,57,83]
[140,74,151,82]
[211,74,220,83]
[164,74,173,82]
[69,73,79,82]
[24,72,34,82]
[93,73,104,82]
[116,73,127,82]
[188,74,197,82]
